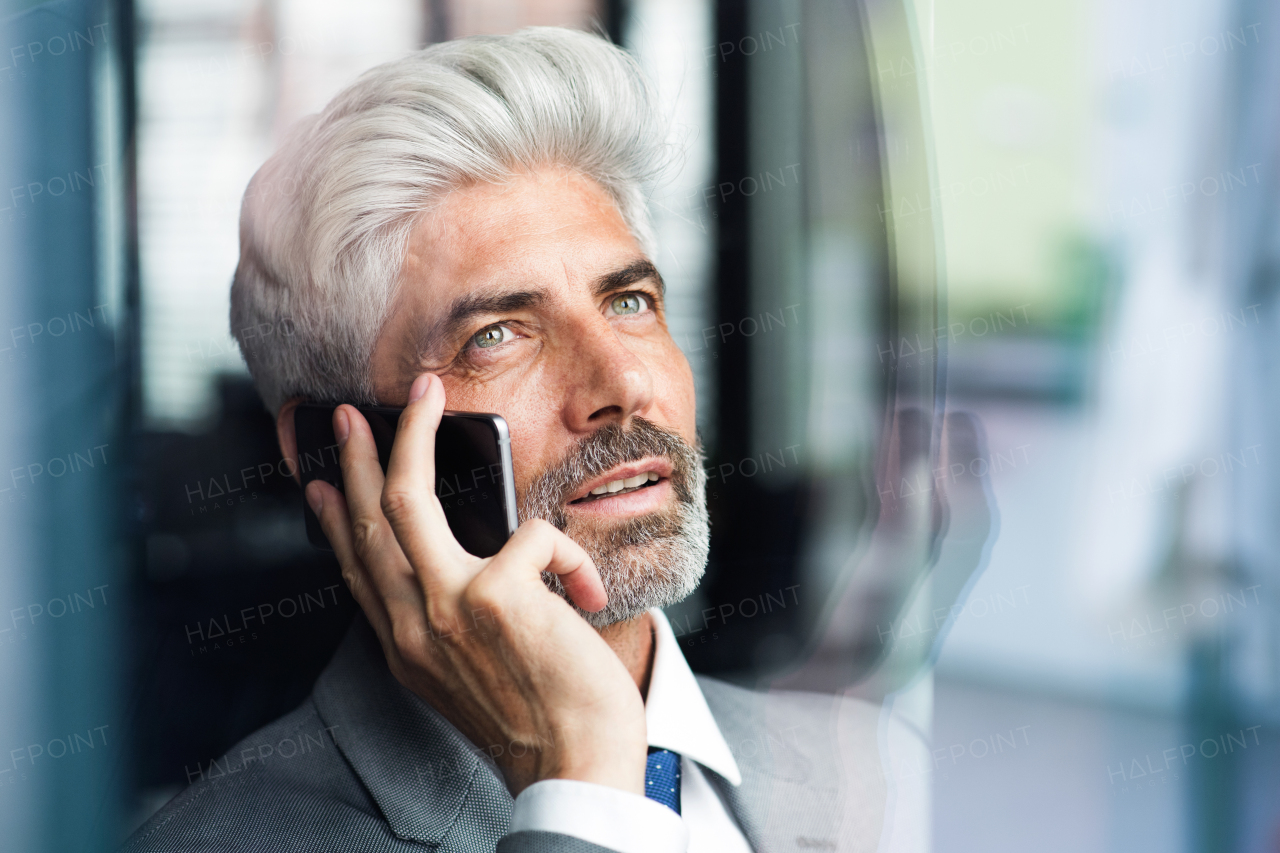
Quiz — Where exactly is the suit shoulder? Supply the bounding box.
[697,674,893,727]
[123,699,409,852]
[696,674,925,760]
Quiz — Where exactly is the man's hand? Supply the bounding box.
[305,373,647,797]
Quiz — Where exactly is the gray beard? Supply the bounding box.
[517,418,710,629]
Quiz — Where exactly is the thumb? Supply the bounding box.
[494,518,607,613]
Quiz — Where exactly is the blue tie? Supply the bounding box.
[644,748,682,814]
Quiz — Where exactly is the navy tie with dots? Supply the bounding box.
[644,748,682,814]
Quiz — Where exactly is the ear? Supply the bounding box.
[276,397,304,486]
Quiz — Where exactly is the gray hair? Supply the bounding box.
[230,27,673,414]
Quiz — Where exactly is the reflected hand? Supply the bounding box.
[775,408,998,695]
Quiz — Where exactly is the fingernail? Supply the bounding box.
[305,481,324,514]
[408,373,432,404]
[334,408,350,447]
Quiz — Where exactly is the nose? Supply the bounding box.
[560,314,656,433]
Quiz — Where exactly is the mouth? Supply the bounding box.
[566,458,674,506]
[570,471,663,504]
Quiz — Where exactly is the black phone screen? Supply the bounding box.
[293,404,517,557]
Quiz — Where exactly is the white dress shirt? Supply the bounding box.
[510,610,753,853]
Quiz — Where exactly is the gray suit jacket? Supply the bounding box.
[125,616,918,852]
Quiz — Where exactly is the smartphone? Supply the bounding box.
[293,403,518,557]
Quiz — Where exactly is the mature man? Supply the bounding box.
[126,27,924,853]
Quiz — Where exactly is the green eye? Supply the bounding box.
[610,293,647,315]
[472,324,510,349]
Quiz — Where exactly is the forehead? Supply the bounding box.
[399,166,640,308]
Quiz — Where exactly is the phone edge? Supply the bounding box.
[446,411,519,537]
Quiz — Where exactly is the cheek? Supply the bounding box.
[439,371,561,486]
[651,345,698,438]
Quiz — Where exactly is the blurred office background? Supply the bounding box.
[1,0,1277,849]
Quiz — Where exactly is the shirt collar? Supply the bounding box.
[644,609,743,786]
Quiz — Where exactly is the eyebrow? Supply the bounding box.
[594,258,666,299]
[411,258,664,365]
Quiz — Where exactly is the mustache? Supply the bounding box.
[518,417,703,523]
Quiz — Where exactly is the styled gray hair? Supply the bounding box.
[230,27,673,414]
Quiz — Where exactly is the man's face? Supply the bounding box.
[369,166,707,626]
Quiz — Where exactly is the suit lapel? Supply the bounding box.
[312,615,514,847]
[699,676,880,853]
[697,675,793,851]
[705,766,769,851]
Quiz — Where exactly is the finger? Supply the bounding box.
[335,404,429,608]
[305,479,394,641]
[488,519,606,612]
[308,478,444,672]
[381,373,472,577]
[876,406,934,527]
[927,411,1000,652]
[936,411,995,537]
